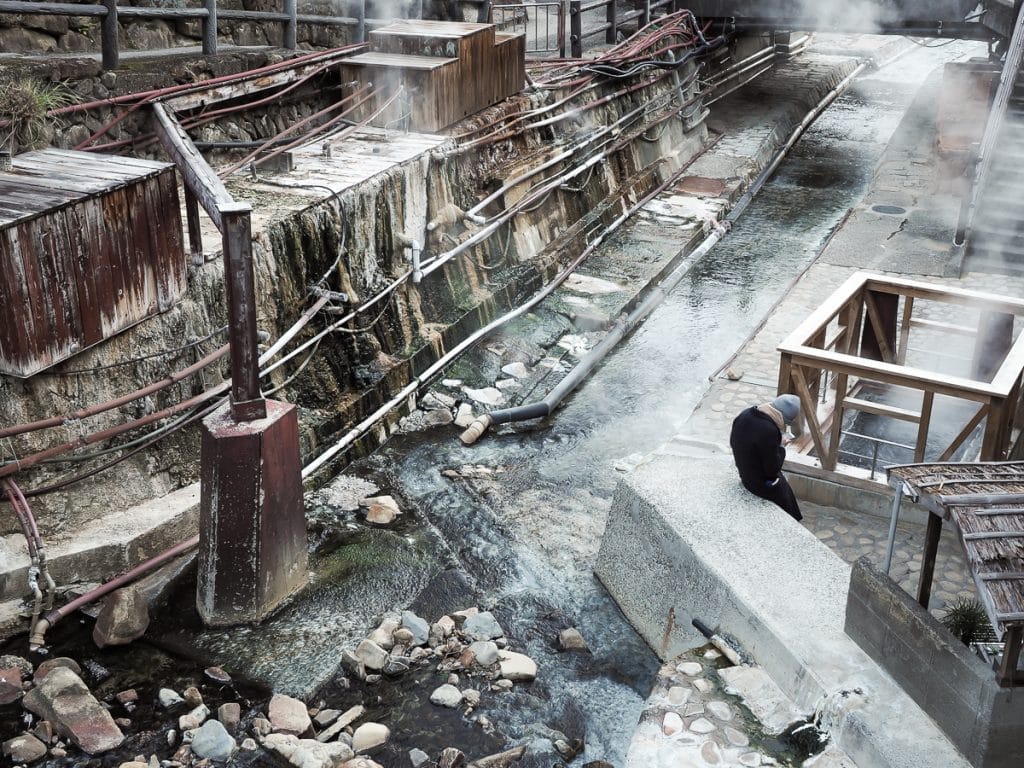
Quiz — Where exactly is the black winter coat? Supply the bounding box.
[729,406,785,494]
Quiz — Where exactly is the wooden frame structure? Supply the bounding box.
[888,461,1024,687]
[778,272,1024,477]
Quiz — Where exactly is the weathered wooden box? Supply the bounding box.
[340,20,525,133]
[0,149,185,378]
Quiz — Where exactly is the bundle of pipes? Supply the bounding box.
[2,479,55,641]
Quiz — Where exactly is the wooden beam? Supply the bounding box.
[829,372,848,470]
[908,317,976,336]
[941,492,1024,506]
[843,396,921,423]
[780,346,1004,399]
[792,365,831,470]
[863,272,1024,315]
[151,102,238,232]
[997,626,1022,687]
[938,403,988,462]
[982,399,1007,460]
[777,272,867,355]
[976,508,1024,515]
[898,295,914,364]
[917,512,943,609]
[963,531,1024,540]
[915,390,933,462]
[979,572,1024,580]
[864,290,896,363]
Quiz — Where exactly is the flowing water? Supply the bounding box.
[5,38,986,768]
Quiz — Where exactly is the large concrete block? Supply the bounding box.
[845,558,1024,768]
[595,440,973,768]
[197,400,307,626]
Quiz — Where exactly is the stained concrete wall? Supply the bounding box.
[595,438,973,768]
[845,557,1024,768]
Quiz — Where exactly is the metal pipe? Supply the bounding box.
[29,535,199,652]
[884,483,904,574]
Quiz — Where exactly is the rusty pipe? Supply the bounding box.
[29,534,200,653]
[0,343,230,441]
[7,480,55,610]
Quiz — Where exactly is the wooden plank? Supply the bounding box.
[344,51,457,69]
[917,512,943,609]
[898,295,914,363]
[783,346,1003,399]
[864,290,896,363]
[937,403,987,461]
[908,317,976,336]
[863,272,1024,315]
[842,396,921,423]
[828,371,848,472]
[962,531,1024,540]
[979,572,1024,581]
[792,364,830,470]
[778,271,868,354]
[942,492,1024,506]
[911,389,933,462]
[976,508,1024,515]
[151,102,237,232]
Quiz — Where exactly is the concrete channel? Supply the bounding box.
[0,22,1012,768]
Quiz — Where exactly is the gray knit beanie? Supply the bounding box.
[772,394,800,425]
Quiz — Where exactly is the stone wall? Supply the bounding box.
[0,1,354,56]
[845,557,1024,768]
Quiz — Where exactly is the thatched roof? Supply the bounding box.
[889,461,1024,637]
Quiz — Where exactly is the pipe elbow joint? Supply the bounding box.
[28,617,50,654]
[459,415,492,445]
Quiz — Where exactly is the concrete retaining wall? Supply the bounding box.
[594,438,973,768]
[845,557,1024,768]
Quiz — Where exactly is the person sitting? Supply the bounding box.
[729,393,803,521]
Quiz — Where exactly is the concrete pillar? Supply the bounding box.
[197,399,307,626]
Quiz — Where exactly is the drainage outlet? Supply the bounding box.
[871,204,907,215]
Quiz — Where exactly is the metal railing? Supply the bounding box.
[568,0,678,57]
[0,1,362,69]
[491,2,565,56]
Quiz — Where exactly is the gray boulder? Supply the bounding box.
[191,719,236,762]
[463,611,504,641]
[92,585,149,648]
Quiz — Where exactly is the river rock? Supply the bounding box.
[677,661,702,676]
[0,667,23,704]
[368,617,400,650]
[501,361,529,378]
[464,387,503,406]
[269,693,311,736]
[401,610,430,645]
[454,403,475,427]
[344,758,386,768]
[178,704,209,731]
[313,708,341,728]
[92,585,149,648]
[468,640,499,666]
[35,657,81,681]
[393,627,415,646]
[191,719,236,762]
[204,666,232,684]
[2,733,46,762]
[473,745,527,767]
[355,639,389,671]
[0,655,31,676]
[558,628,589,652]
[438,746,466,767]
[217,702,241,734]
[183,686,203,707]
[383,655,411,677]
[430,684,463,708]
[663,711,683,735]
[498,651,537,682]
[462,612,503,641]
[22,666,124,754]
[409,747,430,767]
[158,688,185,709]
[463,689,481,707]
[316,703,365,743]
[31,721,52,744]
[352,722,389,753]
[263,732,354,768]
[360,495,401,525]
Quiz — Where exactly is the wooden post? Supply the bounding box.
[828,372,848,468]
[570,0,582,58]
[357,0,366,43]
[917,511,943,609]
[897,295,914,364]
[605,0,617,44]
[997,625,1023,687]
[203,0,218,56]
[101,0,118,71]
[284,0,297,49]
[184,187,204,265]
[915,390,934,462]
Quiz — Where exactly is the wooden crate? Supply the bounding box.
[340,52,459,132]
[0,149,185,377]
[370,20,495,60]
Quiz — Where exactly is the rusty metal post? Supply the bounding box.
[570,0,582,58]
[198,400,308,626]
[605,0,616,44]
[203,0,218,55]
[220,206,266,422]
[101,0,118,70]
[917,511,943,609]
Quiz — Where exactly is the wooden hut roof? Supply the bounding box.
[888,461,1024,637]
